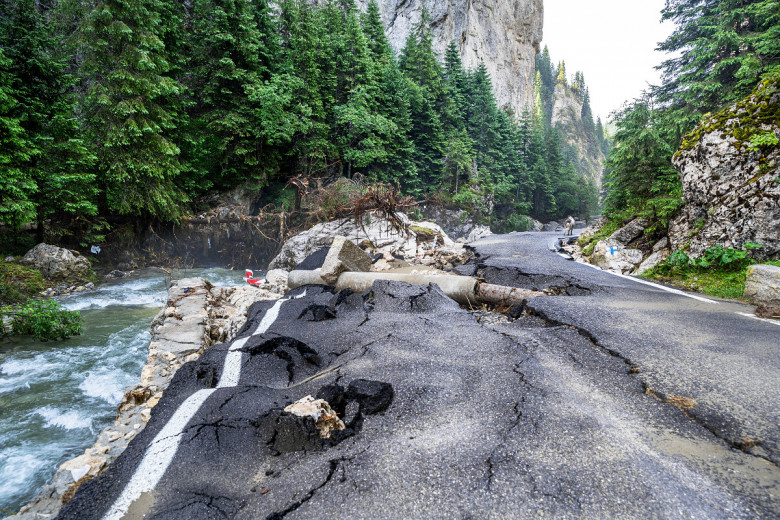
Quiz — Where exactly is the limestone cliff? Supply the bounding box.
[357,0,544,114]
[551,83,605,186]
[669,76,780,259]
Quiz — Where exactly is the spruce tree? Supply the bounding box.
[0,48,36,229]
[361,0,393,61]
[188,0,270,189]
[333,6,395,177]
[400,8,444,190]
[581,88,595,136]
[603,98,680,212]
[556,61,567,86]
[467,62,502,179]
[79,0,186,221]
[0,0,97,238]
[360,1,417,188]
[655,0,780,127]
[277,0,330,175]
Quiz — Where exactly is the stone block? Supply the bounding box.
[744,264,780,307]
[609,218,647,246]
[320,236,373,285]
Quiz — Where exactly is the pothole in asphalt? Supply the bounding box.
[259,379,394,455]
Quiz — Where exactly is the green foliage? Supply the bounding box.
[1,298,81,341]
[577,213,632,256]
[643,243,766,300]
[678,75,780,153]
[0,0,98,241]
[0,46,37,229]
[748,132,779,151]
[656,0,780,122]
[1,0,606,237]
[493,213,531,234]
[79,0,187,220]
[0,260,45,305]
[604,99,681,212]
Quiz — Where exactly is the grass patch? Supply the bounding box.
[0,260,46,305]
[641,251,779,300]
[642,266,749,299]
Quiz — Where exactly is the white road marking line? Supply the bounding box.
[216,336,249,389]
[102,290,306,520]
[102,388,215,520]
[736,312,780,327]
[579,262,719,304]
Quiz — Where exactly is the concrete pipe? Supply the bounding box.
[287,269,544,306]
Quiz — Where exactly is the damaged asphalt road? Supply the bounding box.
[59,232,779,519]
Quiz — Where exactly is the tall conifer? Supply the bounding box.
[79,0,186,220]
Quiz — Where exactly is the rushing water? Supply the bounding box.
[0,268,246,514]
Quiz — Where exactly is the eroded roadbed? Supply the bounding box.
[59,281,780,519]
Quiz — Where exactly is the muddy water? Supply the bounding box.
[0,268,245,514]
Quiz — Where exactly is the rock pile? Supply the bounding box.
[267,212,466,272]
[39,282,95,297]
[570,218,671,276]
[744,264,780,318]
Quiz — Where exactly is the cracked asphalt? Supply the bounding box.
[58,232,780,519]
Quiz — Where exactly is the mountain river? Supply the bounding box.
[0,268,246,514]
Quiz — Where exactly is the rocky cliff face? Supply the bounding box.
[669,76,780,259]
[360,0,543,114]
[551,83,605,186]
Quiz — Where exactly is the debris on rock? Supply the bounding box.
[283,395,346,439]
[320,235,373,284]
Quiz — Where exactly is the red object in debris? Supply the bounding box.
[245,269,265,286]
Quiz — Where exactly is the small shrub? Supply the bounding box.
[747,132,779,151]
[0,261,46,305]
[493,213,530,234]
[1,299,82,341]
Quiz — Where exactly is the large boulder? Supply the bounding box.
[268,213,453,272]
[319,236,373,284]
[669,76,780,259]
[609,218,647,246]
[465,225,493,242]
[579,217,607,241]
[744,264,780,317]
[421,206,491,240]
[528,218,544,232]
[634,249,671,276]
[20,243,91,280]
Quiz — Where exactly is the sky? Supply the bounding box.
[542,0,676,123]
